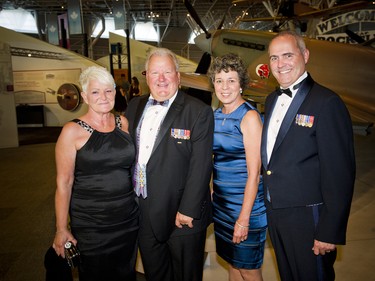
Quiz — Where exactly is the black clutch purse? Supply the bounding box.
[64,241,81,268]
[44,246,73,281]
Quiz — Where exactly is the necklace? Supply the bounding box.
[221,109,235,126]
[221,101,244,125]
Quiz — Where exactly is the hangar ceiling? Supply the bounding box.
[1,0,365,36]
[0,0,276,61]
[0,0,274,32]
[1,0,368,62]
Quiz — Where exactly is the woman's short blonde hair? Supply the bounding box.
[79,66,115,92]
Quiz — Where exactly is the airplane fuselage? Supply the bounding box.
[195,29,375,124]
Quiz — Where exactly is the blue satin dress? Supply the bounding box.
[213,102,267,269]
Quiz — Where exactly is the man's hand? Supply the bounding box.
[312,239,336,255]
[175,212,194,228]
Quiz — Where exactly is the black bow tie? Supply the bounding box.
[277,88,292,97]
[276,80,303,98]
[150,99,169,106]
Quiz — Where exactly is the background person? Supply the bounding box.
[209,53,267,281]
[52,66,139,281]
[128,76,142,101]
[116,73,130,98]
[114,85,127,115]
[126,47,214,281]
[261,31,355,281]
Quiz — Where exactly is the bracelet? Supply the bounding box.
[236,221,249,228]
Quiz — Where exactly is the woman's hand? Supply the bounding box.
[232,220,249,244]
[52,229,77,258]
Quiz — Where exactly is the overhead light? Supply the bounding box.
[147,11,159,18]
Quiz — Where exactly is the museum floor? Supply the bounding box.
[0,129,374,281]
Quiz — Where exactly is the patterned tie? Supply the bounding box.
[151,99,169,106]
[133,163,147,198]
[133,98,169,198]
[134,104,150,199]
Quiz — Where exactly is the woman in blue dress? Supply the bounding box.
[208,53,267,281]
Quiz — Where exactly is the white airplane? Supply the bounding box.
[0,26,205,147]
[184,0,375,134]
[0,26,203,125]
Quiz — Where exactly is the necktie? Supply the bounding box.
[151,99,169,106]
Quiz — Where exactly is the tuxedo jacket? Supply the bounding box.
[261,74,356,245]
[126,91,214,242]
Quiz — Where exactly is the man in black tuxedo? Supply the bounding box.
[126,48,214,281]
[261,31,355,281]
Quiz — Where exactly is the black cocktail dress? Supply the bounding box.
[69,116,139,281]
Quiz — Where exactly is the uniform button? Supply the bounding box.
[266,170,272,175]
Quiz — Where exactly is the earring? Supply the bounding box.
[240,88,243,94]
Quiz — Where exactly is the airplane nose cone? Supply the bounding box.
[194,33,212,54]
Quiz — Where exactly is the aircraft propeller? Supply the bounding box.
[346,29,365,44]
[183,0,211,39]
[183,0,218,105]
[217,4,233,30]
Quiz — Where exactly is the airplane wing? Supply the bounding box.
[179,72,213,92]
[242,79,276,112]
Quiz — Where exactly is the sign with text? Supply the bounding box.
[13,69,81,104]
[316,9,375,43]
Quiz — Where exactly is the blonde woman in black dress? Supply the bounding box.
[52,66,139,281]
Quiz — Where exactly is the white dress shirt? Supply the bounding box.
[266,72,308,164]
[138,92,177,166]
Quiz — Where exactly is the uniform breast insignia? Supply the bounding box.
[171,128,191,140]
[295,114,314,128]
